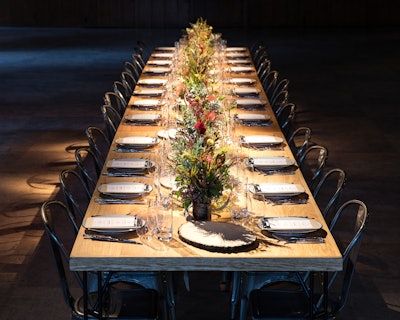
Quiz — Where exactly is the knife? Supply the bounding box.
[83,233,142,245]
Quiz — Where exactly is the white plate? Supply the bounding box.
[132,99,163,108]
[249,183,305,197]
[115,136,158,149]
[151,53,174,58]
[98,182,152,198]
[125,114,161,123]
[246,156,295,169]
[159,175,178,191]
[229,66,254,73]
[133,88,164,96]
[83,215,145,232]
[257,217,322,234]
[157,128,177,139]
[229,78,256,85]
[241,135,283,145]
[144,67,171,74]
[106,158,154,170]
[147,59,172,66]
[235,114,270,122]
[235,98,266,107]
[226,47,247,52]
[137,78,168,86]
[233,87,260,95]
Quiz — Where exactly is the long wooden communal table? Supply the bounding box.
[70,46,342,318]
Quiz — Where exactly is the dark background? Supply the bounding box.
[1,0,399,28]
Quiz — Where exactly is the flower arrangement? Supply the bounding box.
[170,19,235,214]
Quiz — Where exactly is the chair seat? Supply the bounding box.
[73,285,159,320]
[250,285,310,320]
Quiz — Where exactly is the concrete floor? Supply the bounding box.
[0,26,399,319]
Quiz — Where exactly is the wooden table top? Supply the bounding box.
[70,47,342,273]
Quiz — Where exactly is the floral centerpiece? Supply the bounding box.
[170,19,235,220]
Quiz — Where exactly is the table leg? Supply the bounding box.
[83,271,88,320]
[97,271,103,320]
[309,271,314,320]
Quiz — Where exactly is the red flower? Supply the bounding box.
[195,120,206,134]
[206,110,216,121]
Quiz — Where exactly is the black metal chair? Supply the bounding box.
[75,147,102,194]
[276,102,296,138]
[270,90,289,114]
[85,126,110,165]
[261,70,278,100]
[237,200,368,320]
[100,104,121,142]
[121,70,137,93]
[104,91,127,118]
[287,127,312,161]
[313,168,347,226]
[124,61,141,82]
[59,169,91,225]
[41,200,162,320]
[114,80,132,107]
[298,145,329,192]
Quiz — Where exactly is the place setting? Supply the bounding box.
[248,182,309,205]
[82,214,145,242]
[246,156,298,175]
[113,136,159,153]
[234,113,271,127]
[232,87,261,98]
[228,77,257,86]
[257,216,326,243]
[137,78,168,87]
[102,158,156,177]
[124,113,162,126]
[227,58,252,65]
[131,99,165,110]
[146,59,172,66]
[240,135,285,150]
[95,181,153,204]
[227,66,255,74]
[133,87,165,97]
[143,66,172,75]
[234,98,267,110]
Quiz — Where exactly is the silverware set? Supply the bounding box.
[270,233,325,244]
[83,233,142,245]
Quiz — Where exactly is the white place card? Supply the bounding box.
[145,67,171,73]
[116,136,156,145]
[132,99,162,107]
[236,98,265,106]
[107,159,148,169]
[151,53,174,58]
[134,88,165,95]
[251,157,293,167]
[138,78,168,86]
[89,216,140,229]
[100,182,147,194]
[267,218,314,229]
[233,87,260,95]
[229,66,254,73]
[147,59,172,65]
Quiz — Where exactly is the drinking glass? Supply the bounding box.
[151,196,173,241]
[135,208,157,243]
